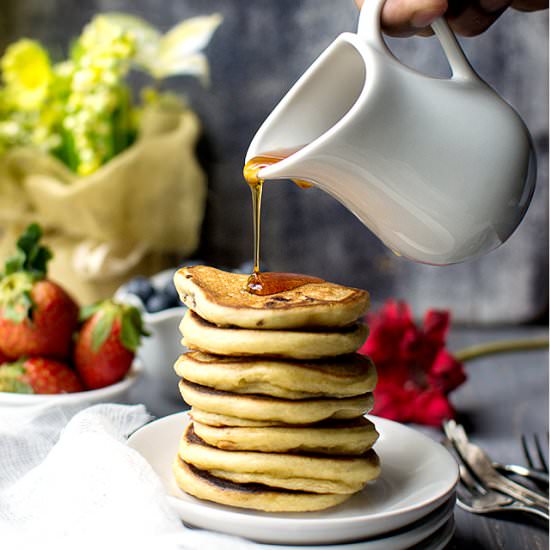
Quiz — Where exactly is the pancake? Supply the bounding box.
[208,469,362,494]
[190,408,288,427]
[179,423,380,491]
[192,417,379,455]
[174,352,377,399]
[180,380,374,424]
[180,310,368,359]
[174,266,369,329]
[173,458,350,512]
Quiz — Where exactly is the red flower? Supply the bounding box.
[359,300,466,426]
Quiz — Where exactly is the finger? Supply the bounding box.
[446,0,511,36]
[355,0,448,36]
[511,0,549,10]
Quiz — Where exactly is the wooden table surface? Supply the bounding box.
[132,326,549,550]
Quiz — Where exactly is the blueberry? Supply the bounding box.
[163,280,180,303]
[125,276,154,303]
[146,292,177,313]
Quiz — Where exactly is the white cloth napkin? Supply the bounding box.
[0,403,258,550]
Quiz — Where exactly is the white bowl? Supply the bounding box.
[138,306,186,400]
[115,270,187,401]
[0,360,143,407]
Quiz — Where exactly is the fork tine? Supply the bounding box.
[459,463,485,495]
[442,438,479,493]
[442,438,481,505]
[443,435,489,494]
[522,434,534,469]
[455,479,476,509]
[534,434,549,473]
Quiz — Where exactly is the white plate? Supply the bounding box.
[252,500,455,549]
[0,360,142,407]
[128,412,458,545]
[415,517,455,550]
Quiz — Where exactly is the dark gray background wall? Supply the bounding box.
[1,0,548,323]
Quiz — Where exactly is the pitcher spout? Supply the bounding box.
[245,32,368,183]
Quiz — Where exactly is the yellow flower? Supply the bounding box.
[1,39,53,111]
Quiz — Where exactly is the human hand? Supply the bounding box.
[354,0,548,37]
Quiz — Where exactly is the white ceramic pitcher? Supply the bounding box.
[245,0,536,265]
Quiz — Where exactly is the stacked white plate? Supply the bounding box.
[129,413,458,549]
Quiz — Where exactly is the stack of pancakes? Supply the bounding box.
[172,266,380,512]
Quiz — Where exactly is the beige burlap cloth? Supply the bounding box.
[0,105,206,304]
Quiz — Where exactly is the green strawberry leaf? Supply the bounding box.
[0,363,26,377]
[16,223,41,256]
[3,223,52,279]
[0,362,32,394]
[0,273,35,323]
[79,302,102,322]
[91,308,117,352]
[27,245,53,278]
[127,304,150,336]
[120,313,141,352]
[4,250,25,275]
[2,291,33,324]
[0,377,33,394]
[119,304,149,352]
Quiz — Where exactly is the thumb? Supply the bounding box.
[355,0,448,36]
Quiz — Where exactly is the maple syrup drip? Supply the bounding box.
[250,178,263,274]
[243,146,312,189]
[243,145,314,295]
[247,271,323,296]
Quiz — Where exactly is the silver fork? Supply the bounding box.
[444,420,549,509]
[520,433,550,488]
[495,460,549,486]
[443,439,550,520]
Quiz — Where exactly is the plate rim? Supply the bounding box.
[129,411,458,528]
[248,499,456,549]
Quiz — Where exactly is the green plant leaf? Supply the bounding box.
[91,309,116,352]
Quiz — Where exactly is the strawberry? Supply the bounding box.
[0,357,83,394]
[74,300,147,389]
[0,224,79,360]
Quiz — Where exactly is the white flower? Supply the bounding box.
[99,12,223,84]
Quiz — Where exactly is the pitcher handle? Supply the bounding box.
[357,0,478,81]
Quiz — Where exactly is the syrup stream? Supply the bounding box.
[243,146,321,295]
